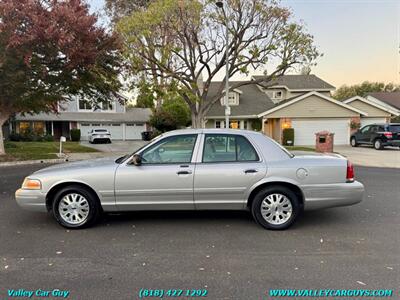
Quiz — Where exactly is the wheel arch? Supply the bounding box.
[45,181,102,212]
[247,180,304,209]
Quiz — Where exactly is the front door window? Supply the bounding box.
[141,134,197,164]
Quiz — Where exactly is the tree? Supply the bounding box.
[162,96,191,127]
[149,90,191,132]
[105,0,152,24]
[135,80,156,108]
[0,0,122,155]
[333,81,400,100]
[117,0,319,128]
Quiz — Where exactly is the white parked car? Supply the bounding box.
[88,128,111,144]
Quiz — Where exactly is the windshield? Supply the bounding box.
[94,129,108,132]
[114,134,163,164]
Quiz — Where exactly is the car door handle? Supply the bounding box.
[244,169,258,174]
[177,171,192,175]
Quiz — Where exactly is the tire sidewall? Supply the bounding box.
[52,186,100,229]
[374,139,382,150]
[252,186,300,230]
[350,137,357,147]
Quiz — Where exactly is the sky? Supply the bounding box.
[88,0,399,88]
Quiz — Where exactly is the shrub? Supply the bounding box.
[150,110,178,132]
[9,133,21,141]
[70,129,81,141]
[43,134,54,142]
[282,128,295,146]
[350,120,361,130]
[251,119,262,131]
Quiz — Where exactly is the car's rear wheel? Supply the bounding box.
[374,139,383,150]
[350,137,358,147]
[251,186,300,230]
[52,185,101,229]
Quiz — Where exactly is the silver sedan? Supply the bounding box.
[15,129,364,230]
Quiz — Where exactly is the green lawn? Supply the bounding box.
[1,141,98,162]
[285,146,315,152]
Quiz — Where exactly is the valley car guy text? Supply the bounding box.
[8,289,70,298]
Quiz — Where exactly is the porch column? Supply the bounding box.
[261,117,266,134]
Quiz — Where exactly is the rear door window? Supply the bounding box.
[202,134,259,163]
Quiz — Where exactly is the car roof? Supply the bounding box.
[161,128,263,137]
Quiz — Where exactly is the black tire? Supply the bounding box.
[251,186,300,230]
[350,137,358,147]
[374,139,383,150]
[52,185,101,229]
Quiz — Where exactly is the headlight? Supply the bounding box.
[22,178,42,190]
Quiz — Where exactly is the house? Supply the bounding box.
[10,95,152,141]
[343,95,398,127]
[205,75,399,145]
[365,92,400,115]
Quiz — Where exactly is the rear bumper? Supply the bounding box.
[15,189,47,212]
[301,181,364,210]
[384,140,400,147]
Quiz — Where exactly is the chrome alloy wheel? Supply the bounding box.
[58,193,90,225]
[260,193,293,225]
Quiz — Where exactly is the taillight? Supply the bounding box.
[383,132,393,139]
[346,161,354,182]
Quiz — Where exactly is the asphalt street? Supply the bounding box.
[0,164,399,300]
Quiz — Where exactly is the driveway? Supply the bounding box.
[334,145,400,168]
[1,165,399,299]
[80,140,148,153]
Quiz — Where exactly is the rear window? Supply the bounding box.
[389,125,400,132]
[94,129,108,132]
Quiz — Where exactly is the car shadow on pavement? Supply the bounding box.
[95,209,348,231]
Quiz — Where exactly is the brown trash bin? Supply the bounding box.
[315,131,334,153]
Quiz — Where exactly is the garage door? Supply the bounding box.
[291,119,350,145]
[360,118,386,128]
[80,123,124,140]
[125,123,145,140]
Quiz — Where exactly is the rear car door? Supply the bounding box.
[114,134,199,210]
[193,133,266,210]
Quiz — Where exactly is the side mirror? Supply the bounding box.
[131,154,142,166]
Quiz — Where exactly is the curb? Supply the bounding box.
[0,158,69,167]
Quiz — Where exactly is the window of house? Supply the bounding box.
[243,120,248,130]
[141,134,197,164]
[272,91,283,99]
[19,122,31,134]
[229,120,239,129]
[79,99,92,110]
[33,122,45,135]
[220,92,239,106]
[215,121,221,128]
[202,134,259,163]
[100,100,114,111]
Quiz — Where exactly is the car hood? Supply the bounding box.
[33,156,121,175]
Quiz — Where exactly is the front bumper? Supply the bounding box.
[302,181,364,210]
[15,189,47,212]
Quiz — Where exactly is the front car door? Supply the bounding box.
[114,134,199,210]
[357,125,372,144]
[193,133,266,210]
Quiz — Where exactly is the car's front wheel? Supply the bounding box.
[251,186,300,230]
[350,137,358,147]
[52,185,101,229]
[374,139,383,150]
